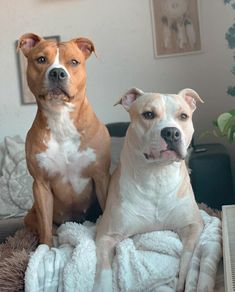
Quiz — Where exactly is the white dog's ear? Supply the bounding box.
[114,88,144,111]
[178,88,204,111]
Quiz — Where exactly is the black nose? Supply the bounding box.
[48,68,68,82]
[161,127,181,144]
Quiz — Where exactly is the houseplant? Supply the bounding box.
[212,0,235,142]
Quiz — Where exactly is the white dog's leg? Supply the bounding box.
[93,235,119,292]
[176,223,203,292]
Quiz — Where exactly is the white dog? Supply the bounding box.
[94,88,204,292]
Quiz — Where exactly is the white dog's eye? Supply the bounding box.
[142,111,155,120]
[180,113,188,120]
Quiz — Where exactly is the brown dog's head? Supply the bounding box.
[18,33,95,105]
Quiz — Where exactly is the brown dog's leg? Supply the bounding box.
[177,223,203,292]
[93,171,110,211]
[24,204,38,233]
[30,180,54,246]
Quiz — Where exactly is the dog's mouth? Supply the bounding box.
[38,86,73,102]
[143,148,184,162]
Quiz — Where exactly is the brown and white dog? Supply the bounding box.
[18,33,110,246]
[94,88,204,292]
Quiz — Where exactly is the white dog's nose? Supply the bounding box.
[161,127,181,144]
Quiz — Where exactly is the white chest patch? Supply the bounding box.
[45,49,71,81]
[36,104,96,194]
[119,149,192,233]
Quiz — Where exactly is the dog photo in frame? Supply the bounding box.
[151,0,202,57]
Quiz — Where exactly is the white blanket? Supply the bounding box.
[25,210,222,292]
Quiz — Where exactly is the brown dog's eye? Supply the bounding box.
[37,56,46,64]
[71,59,80,66]
[142,111,155,120]
[180,113,188,120]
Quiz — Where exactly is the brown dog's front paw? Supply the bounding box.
[40,234,53,247]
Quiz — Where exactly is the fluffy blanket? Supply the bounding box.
[25,210,222,292]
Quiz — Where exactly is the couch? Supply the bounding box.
[0,121,233,243]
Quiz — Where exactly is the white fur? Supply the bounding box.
[118,143,192,236]
[45,49,71,81]
[162,94,189,149]
[115,95,194,234]
[140,94,189,161]
[37,103,96,194]
[94,91,203,292]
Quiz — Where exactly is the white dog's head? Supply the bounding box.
[116,88,203,165]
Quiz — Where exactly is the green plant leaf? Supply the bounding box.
[217,112,233,133]
[199,131,213,140]
[227,86,235,96]
[229,108,235,115]
[231,66,235,75]
[226,23,235,49]
[228,125,235,142]
[212,128,224,138]
[213,0,235,142]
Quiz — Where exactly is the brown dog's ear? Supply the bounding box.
[17,33,43,57]
[178,88,204,112]
[114,88,145,111]
[74,37,96,59]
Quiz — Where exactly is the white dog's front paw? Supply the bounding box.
[93,269,112,292]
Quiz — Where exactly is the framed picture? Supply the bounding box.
[151,0,202,58]
[16,35,60,105]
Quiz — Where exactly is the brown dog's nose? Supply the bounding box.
[48,68,68,82]
[161,127,181,144]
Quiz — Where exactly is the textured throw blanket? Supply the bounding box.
[25,210,222,292]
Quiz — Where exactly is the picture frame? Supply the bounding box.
[16,35,60,105]
[150,0,202,58]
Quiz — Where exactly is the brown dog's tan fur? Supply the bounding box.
[18,34,110,246]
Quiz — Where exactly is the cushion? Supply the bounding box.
[0,136,33,219]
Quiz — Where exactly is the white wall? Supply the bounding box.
[1,0,235,174]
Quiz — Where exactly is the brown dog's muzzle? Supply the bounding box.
[44,67,71,100]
